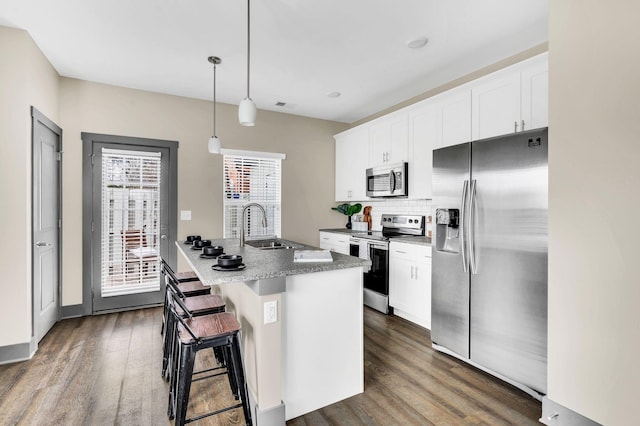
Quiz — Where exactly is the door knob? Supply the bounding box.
[160,234,167,240]
[35,241,51,247]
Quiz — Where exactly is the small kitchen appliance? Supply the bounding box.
[365,162,409,198]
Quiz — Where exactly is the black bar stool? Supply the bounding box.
[162,271,226,380]
[167,291,252,426]
[160,259,211,336]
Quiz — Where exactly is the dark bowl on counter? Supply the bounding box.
[185,235,201,243]
[203,245,224,256]
[193,239,212,249]
[216,254,243,269]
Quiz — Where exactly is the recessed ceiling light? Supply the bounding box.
[407,37,429,49]
[327,91,341,98]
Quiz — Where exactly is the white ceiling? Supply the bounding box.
[0,0,548,124]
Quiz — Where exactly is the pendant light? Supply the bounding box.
[208,56,222,153]
[238,0,257,126]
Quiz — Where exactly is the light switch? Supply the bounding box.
[180,210,192,221]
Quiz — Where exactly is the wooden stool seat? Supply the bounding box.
[179,294,225,316]
[177,280,211,296]
[174,270,199,282]
[178,312,240,344]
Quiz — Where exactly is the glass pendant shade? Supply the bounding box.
[208,135,221,153]
[238,97,257,126]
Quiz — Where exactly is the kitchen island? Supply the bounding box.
[176,238,370,425]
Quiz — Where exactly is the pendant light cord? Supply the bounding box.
[246,0,251,99]
[213,61,217,137]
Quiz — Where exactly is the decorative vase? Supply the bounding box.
[346,215,352,229]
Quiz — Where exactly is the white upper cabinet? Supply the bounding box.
[407,86,471,199]
[407,99,438,199]
[368,111,409,167]
[438,87,472,148]
[521,58,549,132]
[334,53,548,202]
[472,53,548,140]
[471,70,522,140]
[335,127,368,201]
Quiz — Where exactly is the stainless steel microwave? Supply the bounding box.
[366,162,408,198]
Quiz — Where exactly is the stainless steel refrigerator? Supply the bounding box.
[431,127,547,399]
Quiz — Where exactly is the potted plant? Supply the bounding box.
[331,203,362,229]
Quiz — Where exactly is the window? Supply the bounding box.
[101,148,161,296]
[222,151,284,240]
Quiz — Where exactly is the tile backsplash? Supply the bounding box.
[352,199,433,235]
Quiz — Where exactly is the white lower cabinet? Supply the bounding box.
[389,242,432,329]
[319,231,350,255]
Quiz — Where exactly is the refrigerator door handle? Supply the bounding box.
[469,179,478,274]
[460,180,469,273]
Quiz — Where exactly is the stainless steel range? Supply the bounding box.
[349,214,425,314]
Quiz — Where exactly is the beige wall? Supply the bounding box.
[0,26,59,346]
[548,1,640,424]
[59,78,347,305]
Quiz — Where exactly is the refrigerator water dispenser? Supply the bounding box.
[435,208,460,253]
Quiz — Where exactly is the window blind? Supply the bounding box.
[101,148,161,297]
[223,154,282,239]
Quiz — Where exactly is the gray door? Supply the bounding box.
[83,134,178,313]
[32,108,61,342]
[431,142,471,358]
[469,128,548,393]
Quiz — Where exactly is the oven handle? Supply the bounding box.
[368,241,389,251]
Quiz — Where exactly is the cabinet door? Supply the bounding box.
[439,88,472,148]
[521,60,548,131]
[407,100,438,199]
[389,247,413,309]
[414,252,432,329]
[369,112,408,166]
[335,128,368,201]
[471,71,521,140]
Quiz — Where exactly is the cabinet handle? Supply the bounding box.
[414,266,418,280]
[514,121,518,132]
[521,119,525,131]
[410,265,414,279]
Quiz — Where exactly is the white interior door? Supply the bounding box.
[32,108,61,342]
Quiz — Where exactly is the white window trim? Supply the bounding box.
[220,148,286,160]
[222,151,284,240]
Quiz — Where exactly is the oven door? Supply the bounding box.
[364,241,389,296]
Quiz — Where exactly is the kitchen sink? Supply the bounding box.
[245,238,301,250]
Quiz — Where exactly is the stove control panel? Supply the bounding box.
[380,214,425,230]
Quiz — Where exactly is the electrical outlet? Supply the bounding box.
[180,210,192,221]
[264,300,277,324]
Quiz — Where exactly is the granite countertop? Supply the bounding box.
[177,238,371,286]
[320,228,432,246]
[389,236,432,246]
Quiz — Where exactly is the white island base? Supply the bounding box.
[215,266,364,424]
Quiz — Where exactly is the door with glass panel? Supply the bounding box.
[89,141,174,312]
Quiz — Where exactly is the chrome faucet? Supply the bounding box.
[240,203,268,247]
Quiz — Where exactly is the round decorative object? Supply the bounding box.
[203,245,224,256]
[185,235,201,244]
[212,264,246,271]
[216,254,243,269]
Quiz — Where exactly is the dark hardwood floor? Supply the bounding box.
[0,306,541,425]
